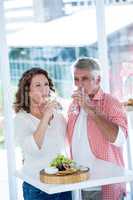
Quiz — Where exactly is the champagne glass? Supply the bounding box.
[69,86,83,114]
[48,91,63,111]
[70,87,91,114]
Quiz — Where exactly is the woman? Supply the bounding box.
[14,67,72,200]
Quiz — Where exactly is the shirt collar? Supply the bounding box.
[92,88,104,101]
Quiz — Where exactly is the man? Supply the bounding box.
[67,57,128,200]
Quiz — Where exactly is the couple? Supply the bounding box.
[14,57,127,200]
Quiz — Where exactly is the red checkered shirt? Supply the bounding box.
[67,88,128,200]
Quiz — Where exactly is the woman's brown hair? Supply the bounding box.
[14,67,55,113]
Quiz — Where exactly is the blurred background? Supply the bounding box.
[0,0,133,199]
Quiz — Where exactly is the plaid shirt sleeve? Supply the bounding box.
[103,94,128,138]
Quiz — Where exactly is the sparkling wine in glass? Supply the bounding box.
[70,87,83,114]
[48,91,63,111]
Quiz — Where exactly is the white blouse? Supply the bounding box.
[14,111,67,176]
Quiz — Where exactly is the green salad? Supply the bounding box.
[50,155,75,171]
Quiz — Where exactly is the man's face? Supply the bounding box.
[74,68,100,95]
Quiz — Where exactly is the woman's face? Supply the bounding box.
[29,74,50,105]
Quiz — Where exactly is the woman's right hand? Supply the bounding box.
[40,99,59,123]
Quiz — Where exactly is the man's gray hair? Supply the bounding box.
[72,57,101,73]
